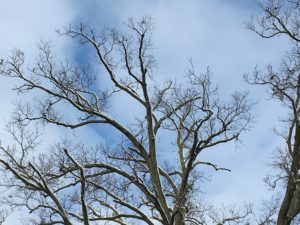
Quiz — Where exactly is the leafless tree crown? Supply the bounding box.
[246,1,300,224]
[0,17,252,225]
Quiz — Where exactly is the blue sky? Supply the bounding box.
[0,0,289,224]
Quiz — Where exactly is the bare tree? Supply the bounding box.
[247,1,300,224]
[0,17,252,225]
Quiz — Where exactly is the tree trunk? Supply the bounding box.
[277,190,292,225]
[174,212,184,225]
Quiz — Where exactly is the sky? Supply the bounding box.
[0,0,290,224]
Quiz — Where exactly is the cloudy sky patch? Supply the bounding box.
[0,0,290,223]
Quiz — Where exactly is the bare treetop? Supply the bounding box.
[0,17,252,225]
[247,1,300,224]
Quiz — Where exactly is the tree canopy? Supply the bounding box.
[0,1,300,225]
